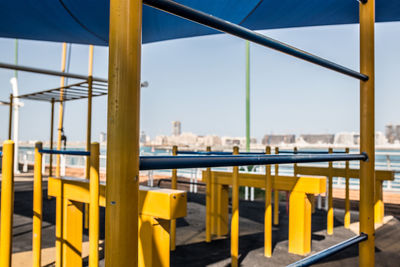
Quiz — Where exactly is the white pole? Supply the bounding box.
[250,187,254,201]
[244,186,249,200]
[317,194,322,210]
[10,77,23,174]
[194,168,198,193]
[23,153,28,173]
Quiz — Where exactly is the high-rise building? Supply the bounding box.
[385,124,395,143]
[99,132,107,143]
[172,121,181,136]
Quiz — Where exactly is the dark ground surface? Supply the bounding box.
[3,179,400,266]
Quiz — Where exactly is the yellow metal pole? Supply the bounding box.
[327,147,333,235]
[49,98,55,177]
[105,0,142,265]
[344,147,351,228]
[293,147,298,177]
[32,142,43,267]
[359,0,375,265]
[231,146,239,267]
[85,45,94,229]
[264,146,272,257]
[273,147,279,226]
[89,142,100,267]
[0,140,15,267]
[55,42,67,267]
[8,94,13,140]
[205,146,212,242]
[171,145,178,250]
[55,42,67,177]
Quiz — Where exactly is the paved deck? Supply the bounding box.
[2,176,400,266]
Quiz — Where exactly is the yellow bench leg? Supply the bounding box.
[289,191,311,255]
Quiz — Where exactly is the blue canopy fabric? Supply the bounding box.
[0,0,399,46]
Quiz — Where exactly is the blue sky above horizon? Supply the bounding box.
[0,22,399,142]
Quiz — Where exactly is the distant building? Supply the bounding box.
[262,134,295,145]
[386,124,395,143]
[299,134,334,144]
[99,132,107,143]
[140,131,148,144]
[172,121,181,136]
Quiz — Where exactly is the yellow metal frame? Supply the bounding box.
[264,146,272,257]
[274,147,279,226]
[33,142,43,267]
[231,146,239,266]
[170,145,178,250]
[0,140,15,267]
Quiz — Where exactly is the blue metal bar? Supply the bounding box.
[279,150,347,154]
[178,150,348,155]
[287,233,368,267]
[139,153,367,170]
[38,149,90,156]
[144,0,368,81]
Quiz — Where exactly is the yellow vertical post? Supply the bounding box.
[0,140,15,267]
[205,146,212,242]
[327,147,334,235]
[106,0,142,265]
[170,145,178,250]
[56,42,67,177]
[344,147,351,228]
[85,45,94,230]
[293,147,298,177]
[89,142,100,267]
[273,147,279,226]
[49,98,55,177]
[264,146,272,257]
[32,142,43,267]
[62,199,83,267]
[8,94,13,140]
[360,1,375,264]
[231,146,239,267]
[374,179,384,224]
[55,43,67,267]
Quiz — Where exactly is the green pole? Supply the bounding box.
[14,39,18,78]
[246,41,250,152]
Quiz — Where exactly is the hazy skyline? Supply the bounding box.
[0,22,400,142]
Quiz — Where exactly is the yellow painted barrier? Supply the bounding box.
[47,176,186,267]
[0,140,15,267]
[231,146,239,267]
[33,142,43,267]
[274,147,279,226]
[89,143,100,267]
[170,145,177,250]
[264,146,272,257]
[204,171,325,255]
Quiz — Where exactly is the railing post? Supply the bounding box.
[264,146,272,257]
[344,147,351,228]
[327,147,334,235]
[171,145,178,251]
[274,147,279,226]
[105,0,143,265]
[33,142,43,267]
[0,140,15,267]
[231,146,239,267]
[205,146,212,242]
[359,0,375,266]
[89,142,100,267]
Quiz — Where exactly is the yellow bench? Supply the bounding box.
[46,177,186,267]
[202,171,326,255]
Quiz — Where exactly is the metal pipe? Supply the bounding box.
[39,149,90,156]
[327,148,334,235]
[32,142,43,267]
[170,145,178,251]
[89,142,100,267]
[205,146,212,243]
[231,146,239,267]
[0,62,107,82]
[139,153,367,171]
[177,150,347,155]
[49,98,55,176]
[8,94,13,140]
[274,147,279,226]
[157,178,206,187]
[264,146,272,257]
[144,0,368,81]
[287,233,368,267]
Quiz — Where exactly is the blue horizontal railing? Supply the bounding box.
[144,0,368,81]
[39,149,90,156]
[178,150,347,155]
[139,153,367,170]
[279,150,347,154]
[287,233,368,267]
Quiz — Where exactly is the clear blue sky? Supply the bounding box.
[0,22,399,142]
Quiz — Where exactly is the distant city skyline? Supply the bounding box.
[1,22,400,142]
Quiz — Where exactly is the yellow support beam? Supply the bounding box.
[205,146,212,242]
[231,146,239,267]
[274,147,279,226]
[170,145,178,250]
[359,0,375,265]
[49,98,55,177]
[0,140,15,267]
[33,142,43,267]
[106,0,143,265]
[327,148,333,235]
[264,146,272,257]
[89,143,100,267]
